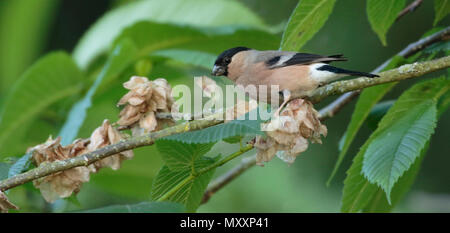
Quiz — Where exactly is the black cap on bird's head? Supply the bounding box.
[212,47,250,76]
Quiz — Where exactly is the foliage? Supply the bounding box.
[342,78,450,212]
[327,56,406,184]
[280,0,337,51]
[152,139,218,212]
[366,0,406,46]
[0,0,449,213]
[0,52,84,157]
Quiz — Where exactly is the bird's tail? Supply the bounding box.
[318,65,379,78]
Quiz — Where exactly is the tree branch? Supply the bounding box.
[305,56,450,103]
[396,0,423,22]
[201,155,257,204]
[0,56,449,193]
[0,116,222,191]
[318,26,450,120]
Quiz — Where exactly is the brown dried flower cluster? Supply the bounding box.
[88,120,134,172]
[29,136,91,203]
[254,99,327,165]
[28,120,133,203]
[0,191,18,213]
[117,76,177,135]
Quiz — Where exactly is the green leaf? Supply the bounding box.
[362,142,428,212]
[0,0,58,96]
[78,201,185,213]
[156,139,215,171]
[112,21,279,57]
[424,40,450,54]
[341,143,379,212]
[327,84,396,185]
[222,135,243,144]
[363,87,450,212]
[151,158,216,212]
[165,109,264,144]
[342,77,450,212]
[73,0,268,69]
[361,78,450,201]
[326,56,405,185]
[280,0,337,51]
[58,39,138,145]
[0,52,84,158]
[433,0,450,26]
[152,49,217,69]
[362,101,437,201]
[367,0,406,46]
[7,152,32,178]
[0,162,10,180]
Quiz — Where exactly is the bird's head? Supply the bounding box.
[212,47,250,77]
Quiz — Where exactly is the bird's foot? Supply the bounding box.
[274,89,291,117]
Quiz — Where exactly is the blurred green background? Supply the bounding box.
[1,0,449,212]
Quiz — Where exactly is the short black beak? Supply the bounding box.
[211,65,225,76]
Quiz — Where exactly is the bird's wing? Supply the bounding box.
[263,52,347,69]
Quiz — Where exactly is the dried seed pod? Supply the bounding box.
[255,99,327,165]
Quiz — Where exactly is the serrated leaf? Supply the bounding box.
[280,0,336,51]
[362,142,428,212]
[0,52,84,158]
[165,109,263,144]
[342,77,450,212]
[327,56,406,185]
[73,0,268,69]
[362,101,437,201]
[78,201,185,213]
[434,0,450,26]
[367,0,406,46]
[327,84,395,185]
[58,40,138,145]
[361,93,450,212]
[361,78,450,201]
[156,139,215,171]
[151,158,216,212]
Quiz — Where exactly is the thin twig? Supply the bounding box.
[396,0,424,22]
[201,155,257,204]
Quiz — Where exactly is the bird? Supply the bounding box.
[211,47,379,113]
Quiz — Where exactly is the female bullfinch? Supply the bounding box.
[211,47,378,106]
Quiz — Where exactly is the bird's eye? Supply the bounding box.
[224,57,231,63]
